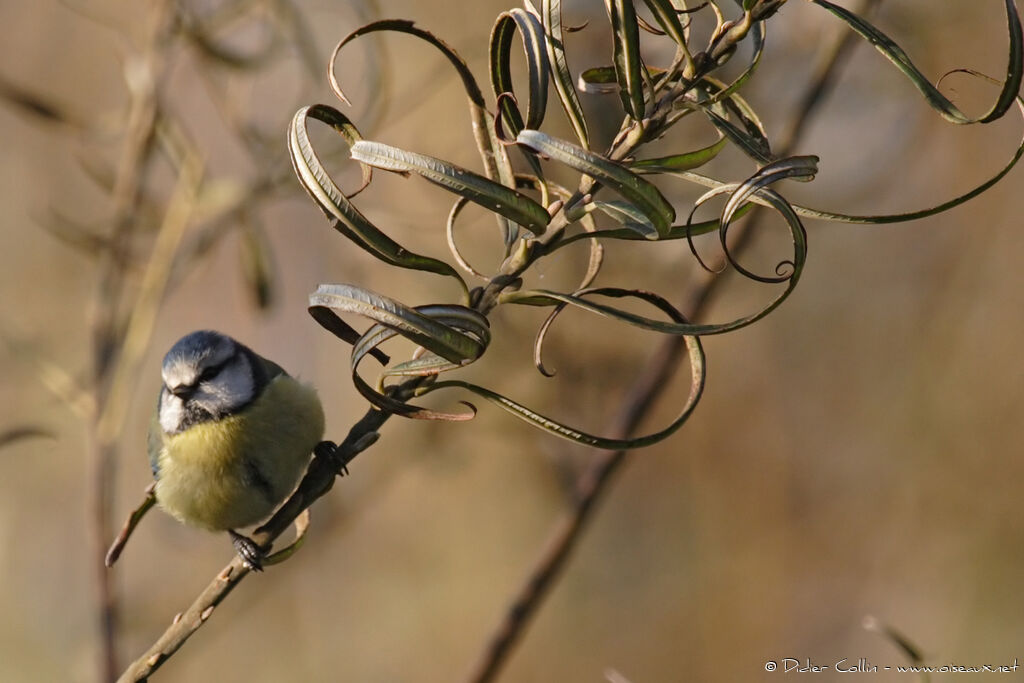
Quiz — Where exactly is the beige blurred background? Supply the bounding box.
[2,1,1022,681]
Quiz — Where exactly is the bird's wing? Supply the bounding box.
[256,354,288,381]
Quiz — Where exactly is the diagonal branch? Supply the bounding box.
[115,399,394,682]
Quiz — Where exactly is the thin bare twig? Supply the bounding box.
[89,3,177,680]
[462,3,882,681]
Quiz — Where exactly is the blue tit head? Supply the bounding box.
[158,330,271,434]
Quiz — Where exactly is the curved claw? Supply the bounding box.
[229,530,266,572]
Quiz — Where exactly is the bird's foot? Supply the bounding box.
[314,440,349,476]
[229,530,266,572]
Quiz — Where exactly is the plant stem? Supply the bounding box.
[462,3,881,680]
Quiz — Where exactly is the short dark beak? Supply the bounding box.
[169,383,196,399]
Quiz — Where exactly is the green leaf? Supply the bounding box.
[490,9,549,135]
[335,297,490,420]
[670,102,1024,225]
[631,135,727,172]
[609,0,646,120]
[329,19,487,108]
[288,105,468,297]
[578,64,669,94]
[308,305,390,365]
[350,140,551,236]
[538,0,591,147]
[640,0,690,50]
[311,285,488,364]
[517,129,675,236]
[703,107,773,164]
[509,183,806,336]
[590,199,659,240]
[810,0,1022,124]
[686,156,815,284]
[549,215,727,251]
[380,305,493,377]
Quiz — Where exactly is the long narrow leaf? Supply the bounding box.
[349,324,475,421]
[517,129,675,236]
[288,106,467,294]
[579,64,668,94]
[810,0,1022,124]
[631,135,727,172]
[507,188,805,335]
[684,156,814,284]
[310,284,487,364]
[327,19,519,244]
[703,107,773,164]
[419,288,705,448]
[343,301,490,420]
[591,199,659,239]
[538,0,591,147]
[549,215,730,251]
[490,9,549,134]
[668,98,1024,225]
[351,140,551,236]
[609,0,646,120]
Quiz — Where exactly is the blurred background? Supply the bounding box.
[1,0,1022,681]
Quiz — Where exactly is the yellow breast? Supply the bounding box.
[154,375,325,531]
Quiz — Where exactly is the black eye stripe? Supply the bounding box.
[197,356,232,383]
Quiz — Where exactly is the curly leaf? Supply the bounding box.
[342,301,490,420]
[630,135,727,172]
[609,0,647,120]
[509,187,805,335]
[490,9,549,135]
[590,199,659,240]
[420,289,705,448]
[310,284,487,364]
[330,19,486,108]
[517,129,675,236]
[549,215,729,251]
[289,106,467,296]
[327,19,518,243]
[703,107,773,164]
[685,156,814,284]
[538,0,591,147]
[810,0,1022,124]
[308,305,390,365]
[670,98,1023,225]
[350,140,551,237]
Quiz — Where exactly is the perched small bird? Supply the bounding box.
[150,330,325,569]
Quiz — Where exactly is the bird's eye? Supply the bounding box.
[198,363,223,383]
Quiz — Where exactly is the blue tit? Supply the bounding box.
[150,330,325,569]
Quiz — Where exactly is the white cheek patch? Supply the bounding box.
[159,393,185,433]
